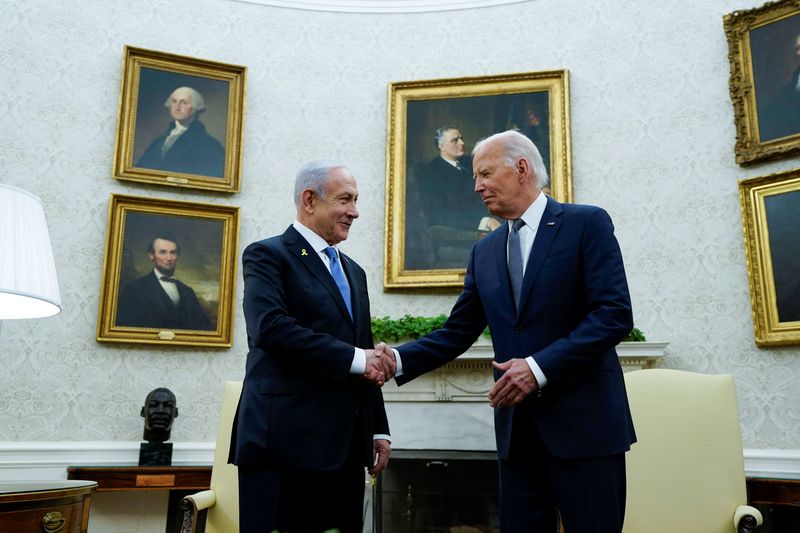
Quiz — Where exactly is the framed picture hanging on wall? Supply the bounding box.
[725,0,800,165]
[96,194,239,347]
[739,168,800,346]
[384,70,573,289]
[112,46,246,192]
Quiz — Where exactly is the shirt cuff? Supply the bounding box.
[372,434,391,443]
[525,356,548,388]
[350,347,366,374]
[391,348,404,377]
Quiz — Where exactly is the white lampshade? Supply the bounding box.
[0,184,62,319]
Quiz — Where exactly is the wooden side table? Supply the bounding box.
[67,465,211,533]
[0,480,97,533]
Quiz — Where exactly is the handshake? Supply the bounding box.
[363,342,396,387]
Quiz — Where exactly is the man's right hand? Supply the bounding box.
[364,343,397,386]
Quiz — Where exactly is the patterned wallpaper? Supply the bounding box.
[0,0,798,450]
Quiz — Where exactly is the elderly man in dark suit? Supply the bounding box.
[136,86,225,178]
[382,130,636,532]
[116,234,212,331]
[230,160,394,533]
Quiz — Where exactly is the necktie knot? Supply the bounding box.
[160,276,176,283]
[512,218,526,232]
[324,246,337,262]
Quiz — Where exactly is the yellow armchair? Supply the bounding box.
[181,380,242,533]
[622,369,762,533]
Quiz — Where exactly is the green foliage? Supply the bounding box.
[623,326,646,342]
[371,314,449,341]
[372,315,647,343]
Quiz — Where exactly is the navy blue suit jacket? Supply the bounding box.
[230,225,389,471]
[396,197,636,460]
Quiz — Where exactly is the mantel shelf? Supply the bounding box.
[384,340,668,402]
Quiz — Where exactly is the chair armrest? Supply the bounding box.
[180,490,216,533]
[734,505,763,533]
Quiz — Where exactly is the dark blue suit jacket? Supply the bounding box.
[230,225,389,471]
[396,197,636,460]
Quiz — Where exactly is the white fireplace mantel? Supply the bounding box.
[383,340,668,402]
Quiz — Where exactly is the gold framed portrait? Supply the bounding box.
[739,169,800,346]
[113,46,246,192]
[384,70,572,289]
[96,194,240,347]
[725,0,800,165]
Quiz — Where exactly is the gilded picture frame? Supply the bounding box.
[113,46,246,192]
[725,0,800,165]
[739,169,800,346]
[384,70,572,289]
[96,194,240,347]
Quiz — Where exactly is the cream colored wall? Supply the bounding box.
[1,0,798,456]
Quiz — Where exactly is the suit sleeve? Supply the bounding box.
[395,247,488,384]
[532,208,633,382]
[242,241,357,380]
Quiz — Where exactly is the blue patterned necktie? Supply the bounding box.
[324,247,352,319]
[508,219,526,310]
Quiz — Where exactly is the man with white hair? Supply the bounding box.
[384,130,636,532]
[136,86,225,178]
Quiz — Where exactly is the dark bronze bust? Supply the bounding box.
[139,387,178,465]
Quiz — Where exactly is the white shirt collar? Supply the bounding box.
[507,191,547,231]
[170,120,188,135]
[441,156,461,169]
[293,220,336,256]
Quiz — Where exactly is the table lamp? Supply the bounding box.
[0,183,61,319]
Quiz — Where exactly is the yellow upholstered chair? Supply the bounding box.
[181,380,242,533]
[622,369,762,533]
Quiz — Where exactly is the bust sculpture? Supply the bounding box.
[138,387,179,465]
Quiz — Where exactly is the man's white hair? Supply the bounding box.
[164,86,206,113]
[473,130,549,190]
[293,159,348,207]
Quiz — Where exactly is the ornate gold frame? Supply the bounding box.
[96,194,239,347]
[725,0,800,165]
[739,169,800,346]
[384,70,572,289]
[113,46,246,192]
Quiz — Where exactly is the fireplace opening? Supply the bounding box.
[375,450,499,533]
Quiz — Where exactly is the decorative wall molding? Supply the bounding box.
[0,442,213,481]
[231,0,531,13]
[0,443,797,480]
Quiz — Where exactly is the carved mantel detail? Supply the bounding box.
[383,340,668,402]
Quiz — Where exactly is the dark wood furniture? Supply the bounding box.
[747,477,800,532]
[67,466,211,533]
[0,480,97,533]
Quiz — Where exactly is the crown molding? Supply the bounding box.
[231,0,531,13]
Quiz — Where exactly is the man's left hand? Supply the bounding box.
[488,359,539,408]
[369,439,391,475]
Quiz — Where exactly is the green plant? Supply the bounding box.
[622,326,646,342]
[372,315,646,343]
[371,314,449,341]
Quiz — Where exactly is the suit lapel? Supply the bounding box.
[282,226,354,326]
[517,197,564,315]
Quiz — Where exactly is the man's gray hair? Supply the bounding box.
[294,159,347,207]
[472,130,549,189]
[434,125,459,148]
[164,86,206,113]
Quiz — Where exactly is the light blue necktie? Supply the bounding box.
[508,219,526,310]
[324,247,352,319]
